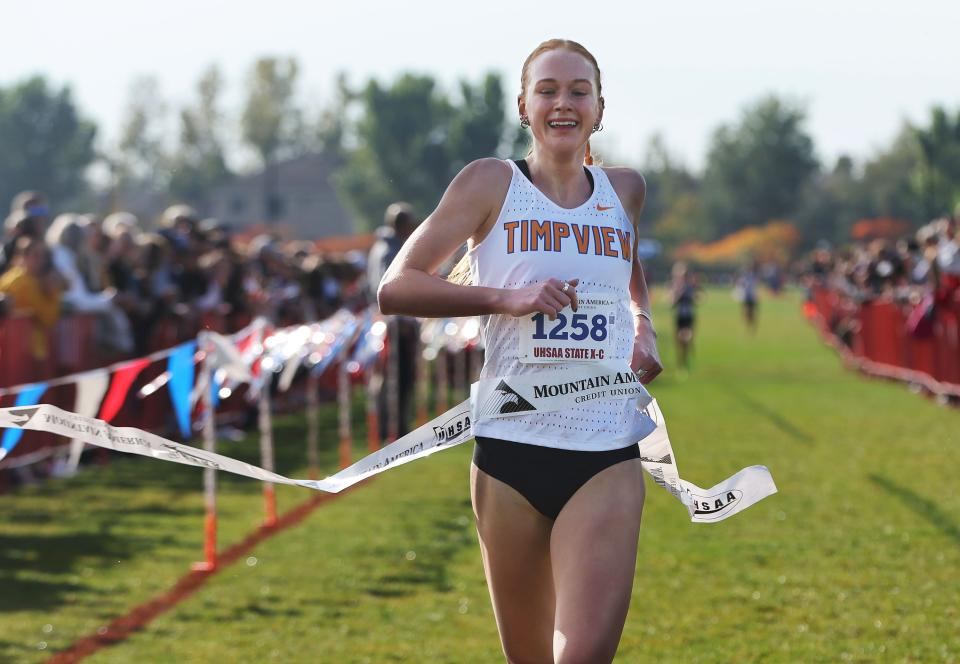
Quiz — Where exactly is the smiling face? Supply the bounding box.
[519,47,604,159]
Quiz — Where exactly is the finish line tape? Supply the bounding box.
[0,362,776,523]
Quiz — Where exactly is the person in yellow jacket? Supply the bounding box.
[0,236,63,360]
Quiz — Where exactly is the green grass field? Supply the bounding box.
[2,288,958,663]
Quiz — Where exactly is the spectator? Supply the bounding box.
[46,213,134,354]
[798,213,960,349]
[160,204,200,244]
[245,235,303,324]
[194,250,235,315]
[301,253,338,319]
[367,202,416,300]
[914,229,942,290]
[129,233,179,352]
[935,213,960,303]
[1,191,50,274]
[0,236,63,360]
[104,219,143,293]
[368,202,419,442]
[101,211,139,240]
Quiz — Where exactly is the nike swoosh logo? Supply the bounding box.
[596,204,614,211]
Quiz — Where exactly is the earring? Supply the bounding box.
[592,121,604,133]
[520,115,530,129]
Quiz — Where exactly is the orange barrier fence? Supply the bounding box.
[809,287,960,398]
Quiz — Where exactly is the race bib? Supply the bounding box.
[519,293,618,364]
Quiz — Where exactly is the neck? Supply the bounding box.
[525,146,589,203]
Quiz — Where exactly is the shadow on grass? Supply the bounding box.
[367,509,476,599]
[228,602,304,619]
[869,474,960,544]
[726,384,814,444]
[0,639,34,664]
[0,529,137,612]
[0,402,365,612]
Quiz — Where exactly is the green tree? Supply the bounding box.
[336,72,514,229]
[794,155,865,246]
[169,65,232,206]
[641,134,701,233]
[0,76,97,210]
[701,95,819,239]
[447,74,510,172]
[639,134,708,273]
[338,74,452,226]
[913,106,960,218]
[241,57,302,164]
[116,76,170,188]
[857,127,926,223]
[241,56,304,220]
[314,72,355,166]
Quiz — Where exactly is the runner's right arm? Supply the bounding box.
[378,159,575,320]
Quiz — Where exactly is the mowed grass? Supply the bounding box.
[2,288,959,663]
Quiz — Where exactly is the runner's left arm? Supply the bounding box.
[610,167,663,383]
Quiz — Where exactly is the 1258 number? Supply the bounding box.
[531,313,609,342]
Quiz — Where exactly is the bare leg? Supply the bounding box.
[472,464,555,664]
[744,301,757,334]
[676,327,693,371]
[550,459,645,664]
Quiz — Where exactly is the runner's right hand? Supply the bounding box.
[501,278,579,320]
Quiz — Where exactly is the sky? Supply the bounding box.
[1,0,958,173]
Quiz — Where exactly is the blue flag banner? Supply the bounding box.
[0,383,49,459]
[167,342,197,439]
[349,317,381,369]
[210,372,221,409]
[311,318,360,377]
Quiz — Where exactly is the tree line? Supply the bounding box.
[1,57,958,255]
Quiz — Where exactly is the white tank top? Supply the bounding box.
[468,160,647,451]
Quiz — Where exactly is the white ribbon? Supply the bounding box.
[638,399,777,522]
[0,362,776,522]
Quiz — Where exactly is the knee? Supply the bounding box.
[554,635,617,664]
[502,645,551,664]
[498,628,554,664]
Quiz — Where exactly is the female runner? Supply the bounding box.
[379,38,663,664]
[671,261,699,372]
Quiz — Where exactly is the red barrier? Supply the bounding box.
[200,311,228,334]
[0,308,360,471]
[810,287,960,400]
[0,315,52,388]
[935,307,960,385]
[859,302,905,367]
[55,314,100,374]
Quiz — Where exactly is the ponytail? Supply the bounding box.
[446,252,472,286]
[584,140,594,166]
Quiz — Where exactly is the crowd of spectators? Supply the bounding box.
[798,208,960,343]
[800,210,960,302]
[0,190,368,372]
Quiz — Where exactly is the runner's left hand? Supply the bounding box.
[631,319,662,384]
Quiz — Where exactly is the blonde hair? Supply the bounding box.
[520,38,603,102]
[448,40,605,286]
[521,39,603,165]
